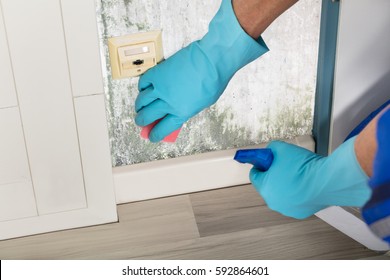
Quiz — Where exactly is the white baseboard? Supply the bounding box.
[113,146,258,204]
[112,135,313,204]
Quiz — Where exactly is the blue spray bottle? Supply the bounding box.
[234,148,274,171]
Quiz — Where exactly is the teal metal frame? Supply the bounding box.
[312,0,340,156]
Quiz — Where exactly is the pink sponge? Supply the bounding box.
[140,119,181,143]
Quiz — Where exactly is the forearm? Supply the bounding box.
[232,0,298,38]
[355,105,390,177]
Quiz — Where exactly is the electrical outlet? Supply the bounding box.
[108,30,164,79]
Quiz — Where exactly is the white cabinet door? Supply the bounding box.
[0,0,117,240]
[0,108,37,222]
[0,4,16,109]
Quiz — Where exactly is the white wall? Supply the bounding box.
[330,0,390,151]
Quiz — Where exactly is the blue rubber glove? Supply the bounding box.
[362,108,390,243]
[250,137,371,219]
[135,0,269,142]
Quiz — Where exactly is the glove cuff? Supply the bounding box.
[199,0,269,75]
[320,136,371,207]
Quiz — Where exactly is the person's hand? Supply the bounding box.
[250,137,371,219]
[362,108,390,243]
[135,0,268,142]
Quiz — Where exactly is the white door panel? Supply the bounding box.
[61,0,104,97]
[0,0,117,240]
[0,3,17,109]
[74,95,117,216]
[0,108,30,185]
[0,95,117,240]
[0,182,37,222]
[0,108,37,222]
[2,0,87,214]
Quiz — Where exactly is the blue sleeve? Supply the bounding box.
[345,99,390,141]
[361,107,390,244]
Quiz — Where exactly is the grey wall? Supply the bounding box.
[96,0,321,166]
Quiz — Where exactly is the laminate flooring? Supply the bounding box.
[0,185,387,260]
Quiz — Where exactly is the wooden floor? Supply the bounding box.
[0,185,387,260]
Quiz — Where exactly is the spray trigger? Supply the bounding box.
[234,148,274,171]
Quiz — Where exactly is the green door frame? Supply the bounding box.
[312,0,340,156]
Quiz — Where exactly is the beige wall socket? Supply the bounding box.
[108,30,164,79]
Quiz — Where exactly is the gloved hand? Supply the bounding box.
[250,136,371,219]
[135,0,268,142]
[362,108,390,243]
